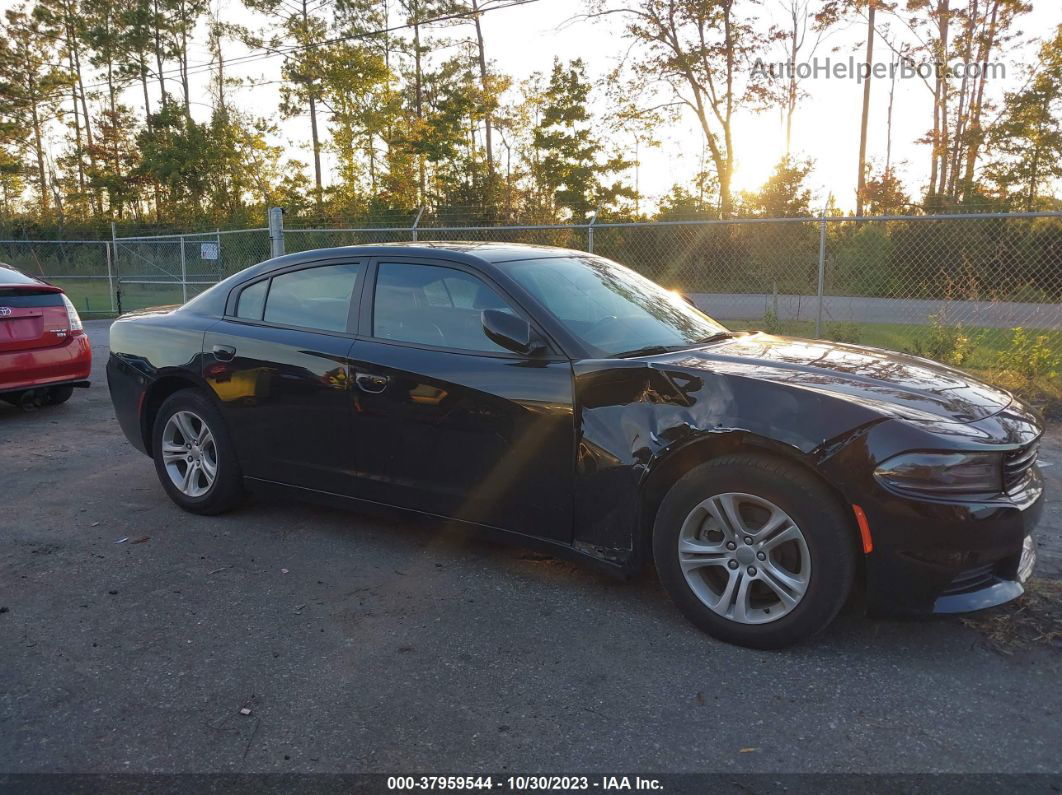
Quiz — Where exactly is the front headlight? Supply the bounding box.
[874,451,1002,499]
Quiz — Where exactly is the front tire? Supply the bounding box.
[152,388,244,515]
[653,453,856,649]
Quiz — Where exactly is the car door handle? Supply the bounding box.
[355,373,389,394]
[212,344,236,361]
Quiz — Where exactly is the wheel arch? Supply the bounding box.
[637,431,859,565]
[140,372,214,455]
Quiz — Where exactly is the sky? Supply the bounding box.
[9,0,1062,213]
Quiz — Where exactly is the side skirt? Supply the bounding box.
[242,476,635,580]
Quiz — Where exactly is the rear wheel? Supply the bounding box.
[46,385,74,405]
[653,453,856,649]
[152,389,244,515]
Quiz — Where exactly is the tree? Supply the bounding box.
[34,0,100,216]
[532,58,632,221]
[816,0,893,215]
[740,156,813,216]
[862,166,910,213]
[244,0,340,216]
[774,0,830,158]
[594,0,776,217]
[83,0,149,217]
[901,0,1030,206]
[984,25,1062,210]
[0,6,69,219]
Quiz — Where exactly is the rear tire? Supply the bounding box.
[151,388,244,515]
[653,452,856,649]
[45,385,74,405]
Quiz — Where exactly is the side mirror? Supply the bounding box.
[482,309,544,356]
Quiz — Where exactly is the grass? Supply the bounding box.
[961,579,1062,654]
[47,278,207,316]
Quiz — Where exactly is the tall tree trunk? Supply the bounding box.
[885,52,897,174]
[152,0,168,104]
[856,0,875,216]
[946,1,978,200]
[65,2,100,215]
[302,0,324,216]
[960,0,999,201]
[26,71,50,217]
[68,52,86,201]
[785,2,798,157]
[934,0,951,198]
[412,3,426,204]
[309,93,323,215]
[179,0,191,116]
[140,55,153,120]
[471,0,494,183]
[719,1,735,218]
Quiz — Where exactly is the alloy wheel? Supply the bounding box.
[677,492,811,624]
[161,410,218,498]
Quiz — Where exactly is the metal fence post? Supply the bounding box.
[587,209,598,253]
[411,207,425,242]
[105,239,115,313]
[815,211,827,338]
[268,207,285,258]
[179,235,188,303]
[110,221,122,315]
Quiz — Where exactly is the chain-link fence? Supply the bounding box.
[110,228,270,312]
[0,239,115,314]
[5,212,1061,381]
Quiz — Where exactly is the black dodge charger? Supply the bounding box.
[107,243,1043,648]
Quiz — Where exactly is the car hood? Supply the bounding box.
[654,332,1012,424]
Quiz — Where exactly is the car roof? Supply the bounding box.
[254,241,586,276]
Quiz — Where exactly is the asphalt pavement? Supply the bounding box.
[0,320,1059,774]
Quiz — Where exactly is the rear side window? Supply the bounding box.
[236,280,267,320]
[264,262,360,332]
[373,262,515,353]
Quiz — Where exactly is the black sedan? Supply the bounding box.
[106,243,1043,648]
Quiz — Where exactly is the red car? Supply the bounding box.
[0,263,91,409]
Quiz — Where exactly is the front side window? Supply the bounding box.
[262,262,361,332]
[506,255,728,357]
[373,262,516,353]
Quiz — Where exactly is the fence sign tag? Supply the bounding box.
[200,242,219,260]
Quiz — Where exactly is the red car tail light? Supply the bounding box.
[60,293,84,332]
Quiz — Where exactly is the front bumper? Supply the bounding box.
[0,333,92,393]
[860,473,1043,618]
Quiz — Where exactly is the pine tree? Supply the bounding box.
[532,59,632,221]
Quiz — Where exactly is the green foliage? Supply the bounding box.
[762,306,782,334]
[996,327,1060,380]
[825,322,860,344]
[739,157,813,218]
[908,312,978,367]
[532,58,633,221]
[985,25,1062,210]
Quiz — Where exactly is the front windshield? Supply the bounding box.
[506,255,729,357]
